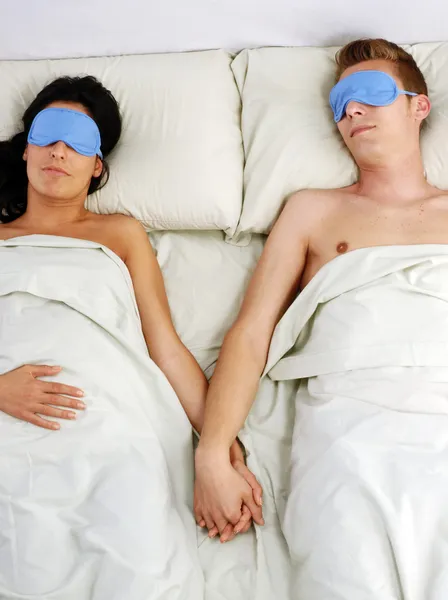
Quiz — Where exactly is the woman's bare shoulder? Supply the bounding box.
[87,214,148,261]
[0,221,24,239]
[93,212,142,230]
[0,213,148,262]
[96,214,147,244]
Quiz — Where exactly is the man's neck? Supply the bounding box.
[355,152,432,205]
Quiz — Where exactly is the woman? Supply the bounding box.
[0,76,259,599]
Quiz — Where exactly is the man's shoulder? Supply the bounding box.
[429,186,448,202]
[287,186,352,203]
[284,186,350,218]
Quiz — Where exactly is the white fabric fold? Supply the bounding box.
[260,244,448,600]
[0,235,203,600]
[264,244,448,380]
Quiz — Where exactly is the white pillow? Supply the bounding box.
[411,43,448,190]
[0,51,243,234]
[231,42,448,236]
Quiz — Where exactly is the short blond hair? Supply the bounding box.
[335,38,428,96]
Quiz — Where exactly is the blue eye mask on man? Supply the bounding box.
[329,70,418,123]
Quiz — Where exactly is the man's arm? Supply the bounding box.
[194,191,315,536]
[198,192,311,454]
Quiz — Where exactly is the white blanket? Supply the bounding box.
[0,235,204,600]
[259,245,448,600]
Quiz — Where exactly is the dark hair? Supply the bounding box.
[0,75,122,223]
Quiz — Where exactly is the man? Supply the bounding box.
[195,38,447,596]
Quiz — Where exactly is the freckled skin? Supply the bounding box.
[298,188,448,288]
[294,58,438,289]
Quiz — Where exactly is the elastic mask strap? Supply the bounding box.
[398,90,418,97]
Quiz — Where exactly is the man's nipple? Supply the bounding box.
[336,241,349,254]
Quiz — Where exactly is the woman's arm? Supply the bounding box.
[122,217,262,537]
[122,219,207,433]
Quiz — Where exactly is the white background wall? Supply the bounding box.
[0,0,447,60]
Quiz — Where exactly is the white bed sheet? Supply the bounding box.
[149,230,293,599]
[149,231,264,371]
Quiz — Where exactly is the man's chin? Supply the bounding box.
[352,152,387,170]
[348,142,383,165]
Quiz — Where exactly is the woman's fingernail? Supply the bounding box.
[51,366,62,371]
[76,390,84,397]
[77,402,86,409]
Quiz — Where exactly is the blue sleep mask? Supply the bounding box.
[27,107,103,158]
[329,70,418,123]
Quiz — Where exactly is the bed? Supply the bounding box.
[2,39,448,599]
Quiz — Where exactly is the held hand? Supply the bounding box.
[198,441,264,541]
[194,448,264,543]
[0,364,85,430]
[222,440,263,542]
[229,439,263,508]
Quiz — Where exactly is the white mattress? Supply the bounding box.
[0,0,447,60]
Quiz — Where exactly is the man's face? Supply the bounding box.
[336,59,428,166]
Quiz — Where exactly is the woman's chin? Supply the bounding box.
[31,181,76,201]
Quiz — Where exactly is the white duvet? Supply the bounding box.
[0,235,204,600]
[260,244,448,600]
[6,235,448,600]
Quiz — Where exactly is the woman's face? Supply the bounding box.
[23,101,103,201]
